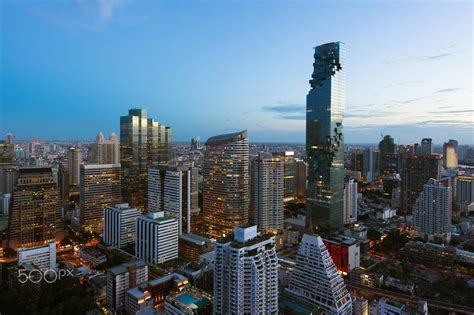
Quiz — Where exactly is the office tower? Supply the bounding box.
[285,234,352,314]
[400,154,441,213]
[443,139,458,170]
[295,159,308,199]
[343,179,358,224]
[0,140,14,164]
[379,135,398,174]
[90,132,120,164]
[421,138,433,155]
[57,163,70,208]
[250,152,284,232]
[306,42,346,230]
[203,130,249,238]
[103,203,141,249]
[6,133,13,145]
[413,178,452,241]
[7,167,62,249]
[280,151,296,202]
[107,261,148,312]
[190,136,200,150]
[80,164,121,232]
[148,163,199,235]
[68,147,81,186]
[136,211,179,265]
[18,241,56,271]
[0,166,16,195]
[351,150,364,173]
[213,226,278,314]
[456,175,474,205]
[120,108,172,210]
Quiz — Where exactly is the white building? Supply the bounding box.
[136,211,178,265]
[103,203,141,249]
[213,226,278,314]
[89,132,120,164]
[376,298,406,315]
[250,152,284,231]
[285,234,352,314]
[413,178,452,241]
[18,241,56,271]
[106,261,148,312]
[352,295,368,315]
[344,179,358,224]
[148,164,198,235]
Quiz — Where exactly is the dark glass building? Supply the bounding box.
[120,108,172,210]
[378,135,398,175]
[306,42,346,230]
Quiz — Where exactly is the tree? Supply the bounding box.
[367,229,382,242]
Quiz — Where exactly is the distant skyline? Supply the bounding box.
[1,0,473,144]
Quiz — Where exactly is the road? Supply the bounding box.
[347,281,474,314]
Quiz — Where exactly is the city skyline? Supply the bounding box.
[1,1,472,144]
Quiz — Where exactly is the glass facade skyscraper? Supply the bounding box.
[203,130,249,238]
[120,108,172,210]
[306,42,346,230]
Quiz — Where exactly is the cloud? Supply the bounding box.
[433,87,463,94]
[262,104,305,113]
[262,104,306,120]
[428,109,474,114]
[382,52,454,64]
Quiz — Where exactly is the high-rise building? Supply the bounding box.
[18,241,56,271]
[0,193,11,215]
[280,151,296,202]
[306,42,346,230]
[0,139,14,164]
[379,135,398,175]
[343,179,358,224]
[352,295,368,315]
[295,159,308,199]
[0,138,16,196]
[363,147,379,182]
[286,233,352,314]
[250,152,284,232]
[203,130,249,238]
[413,178,452,241]
[107,260,148,312]
[443,139,458,170]
[148,163,199,235]
[68,147,81,186]
[90,132,120,164]
[400,154,441,213]
[190,136,200,150]
[421,138,433,155]
[80,164,121,232]
[57,163,70,208]
[120,108,172,210]
[456,175,474,205]
[351,150,364,173]
[135,211,179,265]
[6,133,13,145]
[103,203,141,249]
[8,167,62,249]
[213,226,278,314]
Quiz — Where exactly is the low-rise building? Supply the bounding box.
[323,235,360,274]
[165,287,212,314]
[18,241,56,271]
[78,246,107,267]
[178,233,213,261]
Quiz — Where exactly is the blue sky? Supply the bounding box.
[1,0,472,144]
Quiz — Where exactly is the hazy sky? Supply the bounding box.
[1,0,473,144]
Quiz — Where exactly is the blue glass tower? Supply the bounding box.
[306,42,346,230]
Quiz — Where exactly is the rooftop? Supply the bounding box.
[205,130,247,146]
[180,233,210,245]
[108,260,147,276]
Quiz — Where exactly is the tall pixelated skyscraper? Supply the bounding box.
[306,42,346,230]
[90,132,119,164]
[120,108,172,209]
[378,135,398,175]
[68,147,82,186]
